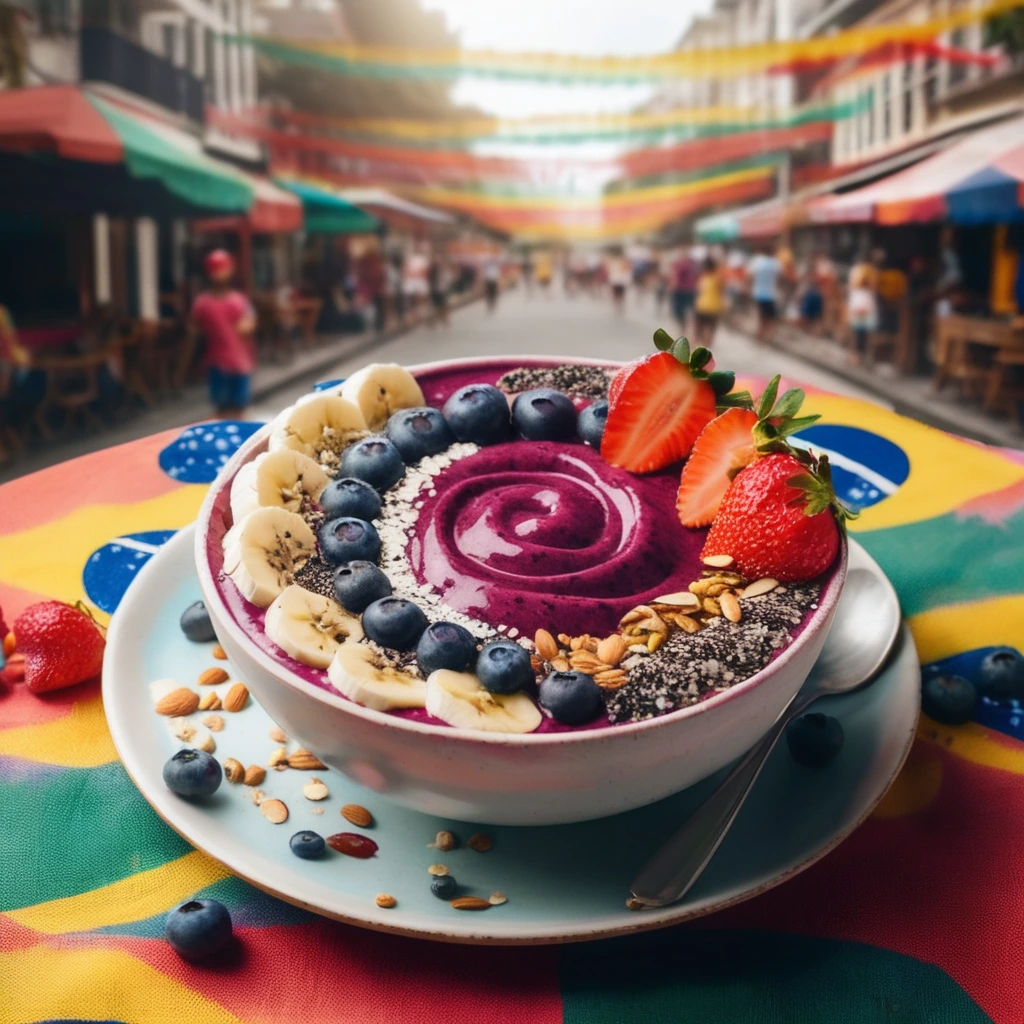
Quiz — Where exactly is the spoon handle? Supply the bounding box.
[629,691,816,908]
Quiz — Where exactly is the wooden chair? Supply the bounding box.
[118,320,158,410]
[984,347,1024,422]
[31,350,108,438]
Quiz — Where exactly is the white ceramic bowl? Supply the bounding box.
[195,356,847,825]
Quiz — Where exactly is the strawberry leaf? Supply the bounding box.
[690,347,713,372]
[757,375,781,420]
[770,387,805,420]
[708,371,738,397]
[670,337,691,365]
[776,414,821,438]
[653,328,674,352]
[716,388,753,409]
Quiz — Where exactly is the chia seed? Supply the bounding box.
[293,557,336,601]
[496,365,614,400]
[604,584,821,724]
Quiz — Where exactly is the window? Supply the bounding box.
[865,86,875,147]
[204,26,216,96]
[902,60,914,133]
[924,55,938,105]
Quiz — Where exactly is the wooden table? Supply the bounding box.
[933,314,1024,403]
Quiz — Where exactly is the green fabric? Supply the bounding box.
[277,179,380,234]
[88,95,252,213]
[559,930,993,1024]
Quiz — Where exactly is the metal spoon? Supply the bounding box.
[629,547,901,909]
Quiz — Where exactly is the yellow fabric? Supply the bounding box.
[696,270,726,314]
[991,225,1019,315]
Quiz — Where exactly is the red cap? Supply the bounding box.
[204,249,235,280]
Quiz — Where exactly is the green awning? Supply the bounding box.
[277,178,380,234]
[88,94,253,213]
[695,211,739,242]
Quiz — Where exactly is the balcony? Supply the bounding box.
[80,24,204,123]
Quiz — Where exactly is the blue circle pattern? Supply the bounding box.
[158,421,263,484]
[83,530,177,614]
[791,424,910,512]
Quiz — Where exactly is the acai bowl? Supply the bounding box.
[196,341,848,825]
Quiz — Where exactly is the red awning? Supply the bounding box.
[0,84,122,163]
[193,174,303,234]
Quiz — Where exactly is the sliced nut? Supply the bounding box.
[268,726,288,743]
[428,863,450,876]
[268,747,289,768]
[431,830,457,851]
[250,787,264,805]
[155,688,199,717]
[569,636,584,651]
[703,597,722,616]
[211,645,228,660]
[569,650,603,669]
[534,628,558,661]
[196,732,216,754]
[689,579,711,597]
[720,591,742,623]
[375,893,397,909]
[223,682,249,712]
[303,778,329,801]
[557,633,572,646]
[702,553,735,568]
[244,764,266,786]
[741,577,779,599]
[647,632,665,653]
[341,803,373,827]
[596,635,626,667]
[168,718,197,744]
[629,606,668,635]
[594,669,629,690]
[551,656,570,672]
[582,636,599,653]
[198,667,229,687]
[223,758,244,783]
[619,609,644,626]
[705,582,732,597]
[451,897,491,911]
[467,832,493,852]
[675,615,701,634]
[288,748,327,771]
[202,714,224,732]
[198,691,222,712]
[488,891,508,906]
[530,655,544,674]
[260,798,288,824]
[652,591,701,608]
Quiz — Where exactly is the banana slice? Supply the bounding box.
[222,507,316,608]
[230,449,329,522]
[340,363,425,430]
[265,584,363,670]
[268,395,368,471]
[425,670,542,734]
[328,643,426,711]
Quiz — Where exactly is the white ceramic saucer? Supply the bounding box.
[103,527,919,944]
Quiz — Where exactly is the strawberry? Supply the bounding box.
[13,600,106,694]
[602,328,742,473]
[701,451,853,582]
[676,375,822,528]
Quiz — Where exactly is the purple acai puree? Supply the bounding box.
[205,357,832,733]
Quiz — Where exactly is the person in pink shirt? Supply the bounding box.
[190,249,256,419]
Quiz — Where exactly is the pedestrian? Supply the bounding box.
[403,245,430,322]
[846,251,878,366]
[483,254,502,312]
[534,250,553,296]
[670,248,699,333]
[359,244,386,334]
[387,252,405,326]
[190,249,257,420]
[749,245,783,343]
[799,256,825,335]
[608,251,631,314]
[694,255,725,348]
[428,254,451,327]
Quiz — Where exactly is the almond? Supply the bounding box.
[741,577,779,599]
[260,798,288,824]
[268,747,289,768]
[534,628,558,661]
[450,896,491,911]
[198,667,229,686]
[375,893,397,909]
[155,688,199,716]
[341,803,373,827]
[467,832,493,852]
[223,683,249,712]
[596,635,626,667]
[652,591,701,608]
[647,632,664,653]
[288,748,327,771]
[198,691,222,711]
[244,764,266,786]
[675,614,701,634]
[211,645,228,660]
[488,891,508,906]
[702,553,735,568]
[303,778,329,801]
[202,714,224,732]
[268,726,287,743]
[223,758,244,783]
[720,591,742,623]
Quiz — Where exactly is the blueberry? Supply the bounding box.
[333,560,392,613]
[162,748,222,798]
[578,400,609,448]
[976,647,1024,701]
[476,639,535,695]
[386,406,455,463]
[417,621,478,676]
[922,674,977,725]
[339,436,405,492]
[319,477,382,522]
[289,829,326,860]
[511,388,577,441]
[785,713,845,767]
[441,384,511,446]
[318,517,381,565]
[362,597,428,650]
[180,600,216,643]
[165,898,233,960]
[538,670,603,725]
[430,874,459,900]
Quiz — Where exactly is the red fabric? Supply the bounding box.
[0,85,122,163]
[673,256,700,292]
[191,290,256,374]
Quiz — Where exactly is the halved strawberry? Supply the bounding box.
[601,352,717,473]
[676,408,759,527]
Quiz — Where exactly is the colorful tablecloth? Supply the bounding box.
[2,388,1024,1024]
